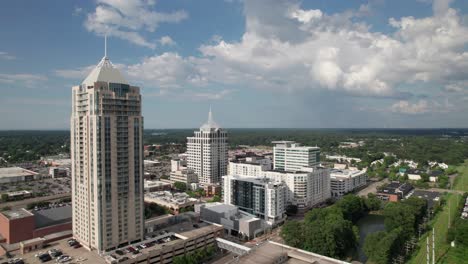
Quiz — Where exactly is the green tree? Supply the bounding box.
[364,228,405,264]
[1,194,9,203]
[173,181,187,191]
[335,195,365,223]
[280,220,304,248]
[208,195,221,203]
[383,202,415,237]
[364,193,382,211]
[302,207,357,258]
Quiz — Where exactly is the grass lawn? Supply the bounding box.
[453,160,468,192]
[408,193,462,264]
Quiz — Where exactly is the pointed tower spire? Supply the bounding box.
[208,106,213,124]
[104,35,107,58]
[200,106,220,130]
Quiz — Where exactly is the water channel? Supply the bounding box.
[356,214,386,263]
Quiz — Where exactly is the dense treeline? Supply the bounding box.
[1,129,467,164]
[0,131,69,164]
[363,197,428,264]
[280,194,381,259]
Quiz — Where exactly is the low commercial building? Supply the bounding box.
[203,184,221,197]
[144,180,172,192]
[406,169,424,181]
[330,169,367,197]
[325,155,362,163]
[429,170,444,182]
[377,182,414,202]
[0,206,72,244]
[0,167,39,184]
[223,175,286,225]
[144,192,199,214]
[196,203,263,239]
[170,159,198,185]
[5,190,33,201]
[49,167,69,178]
[170,169,198,185]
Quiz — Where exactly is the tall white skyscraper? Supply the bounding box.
[71,43,144,252]
[187,109,228,184]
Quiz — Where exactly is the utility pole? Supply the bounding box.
[426,237,430,264]
[432,228,435,264]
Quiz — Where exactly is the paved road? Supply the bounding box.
[0,193,70,210]
[426,188,465,195]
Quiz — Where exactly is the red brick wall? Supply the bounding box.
[33,222,72,238]
[0,214,9,243]
[389,194,399,202]
[0,215,35,244]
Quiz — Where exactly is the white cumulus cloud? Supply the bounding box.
[85,0,188,49]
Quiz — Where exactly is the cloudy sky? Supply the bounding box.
[1,0,467,129]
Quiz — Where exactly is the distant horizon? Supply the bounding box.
[1,127,468,131]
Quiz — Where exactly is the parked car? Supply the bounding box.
[48,249,63,258]
[115,250,125,256]
[37,253,52,263]
[56,255,72,263]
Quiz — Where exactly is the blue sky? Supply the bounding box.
[0,0,467,129]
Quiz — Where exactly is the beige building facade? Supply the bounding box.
[71,53,144,252]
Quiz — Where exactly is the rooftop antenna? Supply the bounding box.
[208,105,213,123]
[104,34,107,58]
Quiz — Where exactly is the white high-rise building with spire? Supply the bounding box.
[187,109,228,184]
[71,39,144,252]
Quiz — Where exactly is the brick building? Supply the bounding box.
[0,206,72,244]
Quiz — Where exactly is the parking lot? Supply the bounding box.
[0,177,71,196]
[6,238,106,264]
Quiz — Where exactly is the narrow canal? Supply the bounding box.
[356,214,386,263]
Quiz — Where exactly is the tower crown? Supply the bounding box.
[82,36,128,86]
[200,107,221,131]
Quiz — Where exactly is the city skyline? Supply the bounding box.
[1,0,468,129]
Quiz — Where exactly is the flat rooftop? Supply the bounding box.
[232,241,348,264]
[106,221,221,263]
[330,169,365,178]
[1,208,34,220]
[0,167,38,178]
[34,205,72,228]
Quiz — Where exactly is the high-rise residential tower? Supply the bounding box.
[71,43,144,252]
[187,109,228,184]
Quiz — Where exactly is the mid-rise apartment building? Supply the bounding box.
[223,175,286,225]
[227,144,330,211]
[71,49,144,252]
[228,156,272,177]
[273,141,320,171]
[330,169,367,197]
[260,168,330,210]
[187,110,228,185]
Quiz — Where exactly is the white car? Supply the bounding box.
[56,255,72,263]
